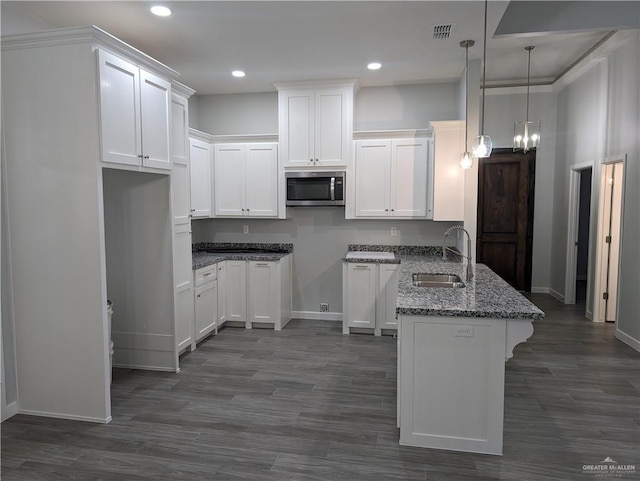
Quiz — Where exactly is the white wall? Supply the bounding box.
[195,92,278,134]
[484,88,558,293]
[0,3,53,35]
[193,213,456,314]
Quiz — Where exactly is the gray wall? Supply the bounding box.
[192,212,456,314]
[607,32,640,347]
[483,89,558,293]
[194,92,278,135]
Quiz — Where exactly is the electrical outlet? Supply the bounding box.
[391,227,397,236]
[454,326,474,338]
[320,303,329,312]
[243,225,249,234]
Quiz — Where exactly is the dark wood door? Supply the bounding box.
[477,149,535,291]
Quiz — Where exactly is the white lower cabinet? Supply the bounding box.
[193,264,218,342]
[343,262,400,335]
[220,257,292,330]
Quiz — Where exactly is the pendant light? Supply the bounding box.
[459,39,476,170]
[471,0,493,159]
[513,46,541,152]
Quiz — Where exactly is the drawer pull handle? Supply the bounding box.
[256,263,268,266]
[203,272,212,277]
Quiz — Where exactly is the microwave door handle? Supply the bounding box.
[330,177,335,201]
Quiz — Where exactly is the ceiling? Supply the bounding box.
[2,1,638,95]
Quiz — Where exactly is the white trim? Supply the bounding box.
[171,81,195,98]
[111,363,178,372]
[18,409,112,424]
[615,329,640,352]
[211,133,279,143]
[1,401,18,422]
[188,128,216,143]
[549,288,565,302]
[484,85,553,96]
[353,129,431,140]
[274,79,360,91]
[531,287,550,294]
[292,310,343,322]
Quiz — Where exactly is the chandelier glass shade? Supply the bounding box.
[471,0,493,159]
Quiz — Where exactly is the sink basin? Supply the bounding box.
[412,273,465,288]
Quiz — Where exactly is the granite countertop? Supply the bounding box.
[192,243,293,270]
[342,244,543,320]
[396,255,544,320]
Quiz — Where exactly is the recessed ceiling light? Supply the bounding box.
[150,6,172,17]
[367,62,382,70]
[232,70,246,78]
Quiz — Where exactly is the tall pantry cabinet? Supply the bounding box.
[1,26,182,423]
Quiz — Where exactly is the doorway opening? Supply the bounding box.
[564,163,594,315]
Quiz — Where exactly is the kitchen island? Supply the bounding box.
[343,245,544,456]
[396,254,543,455]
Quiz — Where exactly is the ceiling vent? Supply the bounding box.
[432,23,455,40]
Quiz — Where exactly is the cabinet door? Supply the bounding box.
[431,121,465,221]
[217,262,227,326]
[189,138,212,217]
[226,260,247,323]
[354,140,390,217]
[390,139,428,217]
[171,94,190,226]
[195,282,217,341]
[315,89,347,167]
[346,264,377,329]
[140,70,171,169]
[248,262,278,324]
[280,91,315,167]
[377,264,400,332]
[245,143,278,217]
[174,225,193,351]
[214,144,245,216]
[98,49,141,166]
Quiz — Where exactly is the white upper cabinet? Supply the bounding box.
[277,81,356,168]
[98,49,171,170]
[189,138,213,218]
[214,143,278,217]
[354,138,429,218]
[171,91,191,226]
[429,121,465,221]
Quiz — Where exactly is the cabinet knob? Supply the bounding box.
[144,155,150,159]
[385,209,389,212]
[391,209,395,212]
[315,159,318,163]
[138,154,143,158]
[197,294,201,298]
[246,208,250,212]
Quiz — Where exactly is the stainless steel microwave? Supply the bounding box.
[285,171,345,206]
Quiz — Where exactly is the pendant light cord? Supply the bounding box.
[480,0,488,135]
[525,46,532,122]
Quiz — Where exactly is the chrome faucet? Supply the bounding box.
[442,225,473,282]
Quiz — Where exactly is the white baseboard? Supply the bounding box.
[112,363,177,372]
[18,408,111,424]
[550,288,565,302]
[585,308,593,321]
[615,329,640,352]
[1,401,18,422]
[531,287,550,294]
[292,310,343,322]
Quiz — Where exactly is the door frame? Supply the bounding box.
[592,154,626,323]
[564,161,595,310]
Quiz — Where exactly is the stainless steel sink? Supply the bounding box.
[412,273,465,288]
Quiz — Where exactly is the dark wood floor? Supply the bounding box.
[2,294,639,480]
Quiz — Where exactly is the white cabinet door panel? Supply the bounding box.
[195,282,217,341]
[355,140,390,217]
[285,93,314,166]
[170,94,189,167]
[98,50,141,166]
[248,262,278,323]
[245,144,278,217]
[214,144,245,216]
[377,264,400,331]
[217,262,227,326]
[315,91,344,165]
[175,285,193,352]
[189,139,212,218]
[346,264,377,329]
[226,260,247,322]
[391,139,428,217]
[140,70,171,169]
[172,162,190,226]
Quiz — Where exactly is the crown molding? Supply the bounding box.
[188,128,217,143]
[353,129,431,140]
[172,81,196,98]
[2,25,179,80]
[274,78,360,92]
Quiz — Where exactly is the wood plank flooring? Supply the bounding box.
[2,294,639,480]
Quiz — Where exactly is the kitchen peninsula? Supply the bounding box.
[343,245,544,455]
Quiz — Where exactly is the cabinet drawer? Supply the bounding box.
[194,264,218,286]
